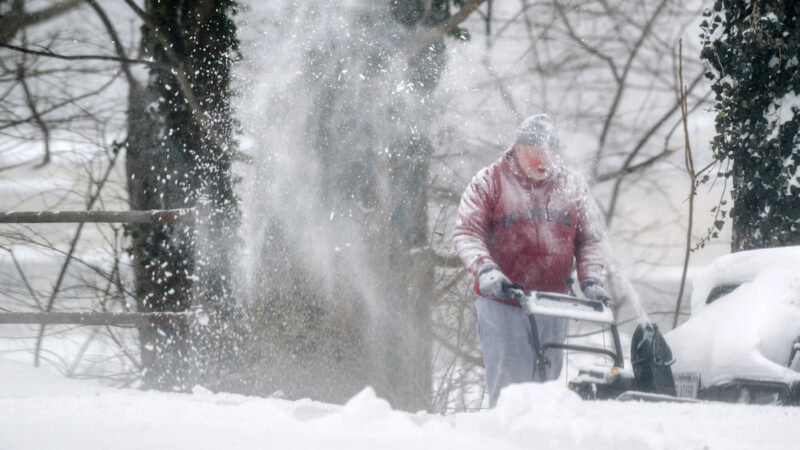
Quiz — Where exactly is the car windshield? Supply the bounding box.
[705,283,741,305]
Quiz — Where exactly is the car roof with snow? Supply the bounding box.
[690,246,800,315]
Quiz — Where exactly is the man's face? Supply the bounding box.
[515,144,554,180]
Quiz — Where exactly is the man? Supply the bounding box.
[453,113,610,407]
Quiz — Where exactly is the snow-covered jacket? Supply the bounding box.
[453,148,606,306]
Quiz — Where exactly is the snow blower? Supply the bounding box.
[513,289,696,402]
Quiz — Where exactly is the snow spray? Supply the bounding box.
[608,264,650,326]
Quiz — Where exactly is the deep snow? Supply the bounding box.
[2,357,799,450]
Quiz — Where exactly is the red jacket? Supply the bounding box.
[453,149,606,305]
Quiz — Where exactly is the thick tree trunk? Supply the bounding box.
[126,0,239,389]
[731,157,800,252]
[126,77,196,388]
[731,162,755,252]
[700,2,800,253]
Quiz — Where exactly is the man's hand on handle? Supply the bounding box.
[478,265,525,301]
[580,279,611,306]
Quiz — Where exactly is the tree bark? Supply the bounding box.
[125,0,239,390]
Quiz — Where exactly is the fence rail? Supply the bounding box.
[0,312,195,327]
[0,208,198,328]
[0,209,195,224]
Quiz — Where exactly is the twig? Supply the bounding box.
[432,330,483,367]
[17,62,50,166]
[590,0,670,178]
[595,147,680,184]
[0,70,122,132]
[6,235,138,300]
[482,54,522,121]
[0,246,42,310]
[66,326,101,376]
[86,0,135,86]
[33,148,121,366]
[673,40,695,329]
[601,69,707,226]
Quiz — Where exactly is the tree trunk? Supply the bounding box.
[126,0,239,389]
[700,1,800,253]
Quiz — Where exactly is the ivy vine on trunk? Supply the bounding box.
[700,1,800,251]
[127,0,241,390]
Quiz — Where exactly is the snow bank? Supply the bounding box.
[3,357,800,450]
[455,383,680,449]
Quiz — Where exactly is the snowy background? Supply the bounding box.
[1,0,725,386]
[2,1,798,447]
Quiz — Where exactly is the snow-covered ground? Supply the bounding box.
[2,357,799,450]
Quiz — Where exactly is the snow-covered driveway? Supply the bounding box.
[1,357,798,450]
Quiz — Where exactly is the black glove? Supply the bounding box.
[581,280,611,306]
[478,265,524,300]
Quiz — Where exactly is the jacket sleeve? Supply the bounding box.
[453,167,498,276]
[573,178,607,283]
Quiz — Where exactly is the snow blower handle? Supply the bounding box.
[520,290,616,324]
[528,291,606,312]
[478,265,525,302]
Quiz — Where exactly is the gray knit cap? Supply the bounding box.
[515,113,559,149]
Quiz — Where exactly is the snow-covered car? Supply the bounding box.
[665,246,800,404]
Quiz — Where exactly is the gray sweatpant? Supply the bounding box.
[476,296,567,407]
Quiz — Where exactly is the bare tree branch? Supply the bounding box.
[86,0,135,86]
[674,40,694,329]
[17,63,50,166]
[482,55,523,121]
[0,69,121,132]
[432,329,483,367]
[554,1,619,81]
[0,0,84,44]
[594,146,679,184]
[602,69,708,226]
[591,0,670,178]
[33,147,121,366]
[0,42,153,65]
[0,246,43,310]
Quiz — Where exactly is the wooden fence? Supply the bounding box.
[0,208,196,326]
